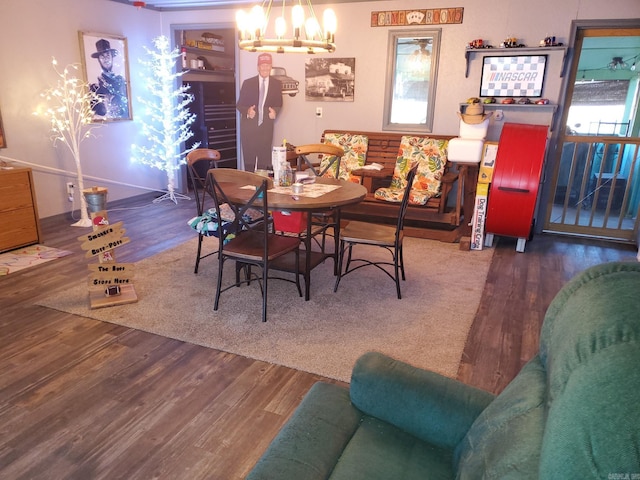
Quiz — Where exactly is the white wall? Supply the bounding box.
[1,0,638,219]
[0,0,167,219]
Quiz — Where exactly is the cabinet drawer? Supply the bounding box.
[0,207,39,252]
[0,170,34,212]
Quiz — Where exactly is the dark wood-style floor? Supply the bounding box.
[1,193,637,479]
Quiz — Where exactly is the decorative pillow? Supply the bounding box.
[187,203,263,239]
[319,133,368,183]
[374,136,448,205]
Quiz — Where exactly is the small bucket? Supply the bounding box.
[83,186,108,213]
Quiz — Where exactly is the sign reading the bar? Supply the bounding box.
[371,7,463,27]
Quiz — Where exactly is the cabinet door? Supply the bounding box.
[0,169,40,252]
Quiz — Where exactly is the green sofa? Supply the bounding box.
[247,262,640,479]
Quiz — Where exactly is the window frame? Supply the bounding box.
[382,28,441,133]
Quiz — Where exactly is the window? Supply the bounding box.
[383,29,441,132]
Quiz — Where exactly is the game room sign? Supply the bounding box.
[371,7,463,27]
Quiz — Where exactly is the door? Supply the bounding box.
[543,21,640,243]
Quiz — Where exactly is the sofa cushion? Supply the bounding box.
[329,416,454,480]
[454,356,546,479]
[319,133,368,183]
[374,136,448,205]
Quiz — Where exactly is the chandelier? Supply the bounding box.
[236,0,337,54]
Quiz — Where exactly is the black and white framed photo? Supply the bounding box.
[480,55,547,98]
[305,58,355,102]
[79,31,132,121]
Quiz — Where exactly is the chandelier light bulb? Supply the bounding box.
[275,16,286,38]
[305,17,320,40]
[250,5,266,37]
[292,5,305,29]
[323,9,337,38]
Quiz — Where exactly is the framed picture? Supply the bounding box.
[79,31,132,121]
[480,55,547,98]
[0,107,6,148]
[305,58,355,102]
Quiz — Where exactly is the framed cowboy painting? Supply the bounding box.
[79,31,132,121]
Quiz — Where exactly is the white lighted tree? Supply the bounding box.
[36,58,102,227]
[131,35,199,203]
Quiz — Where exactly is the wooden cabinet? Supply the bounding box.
[484,123,548,252]
[0,167,42,252]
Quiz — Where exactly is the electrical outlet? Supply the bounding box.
[66,182,74,202]
[494,109,504,121]
[315,107,323,118]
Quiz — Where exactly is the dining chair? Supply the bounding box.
[334,163,419,299]
[186,148,224,274]
[290,143,346,254]
[208,168,302,322]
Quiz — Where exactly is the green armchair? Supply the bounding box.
[247,262,640,479]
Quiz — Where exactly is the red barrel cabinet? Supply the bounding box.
[484,123,549,252]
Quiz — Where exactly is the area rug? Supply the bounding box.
[37,237,494,382]
[0,244,73,276]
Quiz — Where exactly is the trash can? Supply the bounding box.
[83,186,108,213]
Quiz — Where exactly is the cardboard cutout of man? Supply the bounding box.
[236,53,283,171]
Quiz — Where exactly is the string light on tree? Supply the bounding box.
[131,35,199,203]
[34,57,102,227]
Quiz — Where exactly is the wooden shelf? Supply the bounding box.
[464,45,569,77]
[182,45,231,59]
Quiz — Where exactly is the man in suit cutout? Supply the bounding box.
[237,53,283,171]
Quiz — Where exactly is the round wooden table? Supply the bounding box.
[223,177,366,301]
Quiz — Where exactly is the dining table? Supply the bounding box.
[220,176,367,301]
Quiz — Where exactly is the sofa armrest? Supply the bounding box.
[350,352,495,450]
[247,382,363,480]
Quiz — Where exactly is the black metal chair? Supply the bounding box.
[334,164,418,299]
[208,168,302,322]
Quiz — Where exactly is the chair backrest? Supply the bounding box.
[295,143,345,178]
[396,163,419,237]
[187,148,222,215]
[318,133,369,182]
[390,136,448,198]
[207,168,271,248]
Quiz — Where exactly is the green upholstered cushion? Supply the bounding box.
[329,416,454,480]
[537,262,640,478]
[454,356,546,479]
[246,382,363,480]
[350,352,494,451]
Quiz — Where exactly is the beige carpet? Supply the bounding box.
[37,236,494,383]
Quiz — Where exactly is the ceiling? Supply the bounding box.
[109,0,373,9]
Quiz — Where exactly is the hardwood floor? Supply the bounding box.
[1,192,637,479]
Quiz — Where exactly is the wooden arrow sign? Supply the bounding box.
[78,221,130,258]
